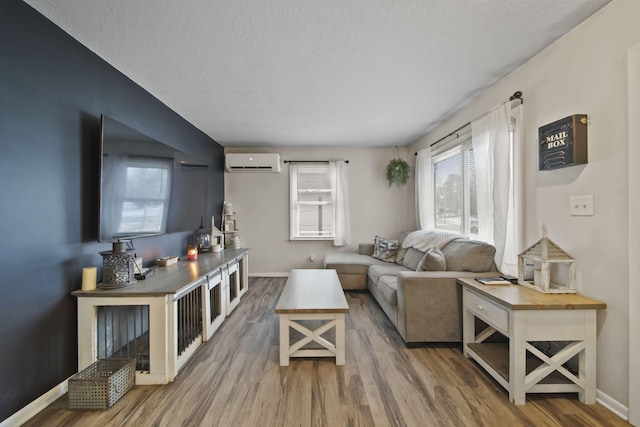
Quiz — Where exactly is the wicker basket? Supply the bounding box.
[69,359,135,410]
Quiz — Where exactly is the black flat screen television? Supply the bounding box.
[98,114,209,242]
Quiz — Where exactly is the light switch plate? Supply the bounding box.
[570,195,594,216]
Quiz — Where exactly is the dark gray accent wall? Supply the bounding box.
[0,1,225,421]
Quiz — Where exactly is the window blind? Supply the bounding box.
[431,136,478,235]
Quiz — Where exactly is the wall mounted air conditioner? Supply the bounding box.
[225,153,281,173]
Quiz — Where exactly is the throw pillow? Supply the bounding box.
[419,247,447,271]
[402,247,426,270]
[440,239,496,272]
[395,230,414,265]
[372,236,398,262]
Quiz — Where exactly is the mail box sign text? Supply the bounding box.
[538,114,588,171]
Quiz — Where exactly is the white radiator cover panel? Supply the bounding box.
[225,153,281,172]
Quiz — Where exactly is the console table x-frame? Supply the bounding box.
[275,269,349,366]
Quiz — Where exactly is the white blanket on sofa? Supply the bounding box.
[401,230,467,251]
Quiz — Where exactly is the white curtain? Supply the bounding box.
[415,147,434,229]
[505,105,524,275]
[471,102,523,276]
[288,163,300,240]
[471,125,493,244]
[332,161,350,246]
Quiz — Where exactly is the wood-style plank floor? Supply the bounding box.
[25,277,629,427]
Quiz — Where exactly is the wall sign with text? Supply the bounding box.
[538,114,588,171]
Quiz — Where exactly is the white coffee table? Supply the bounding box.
[275,269,349,366]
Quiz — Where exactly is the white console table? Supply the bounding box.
[72,249,249,385]
[457,277,606,405]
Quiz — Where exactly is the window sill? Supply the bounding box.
[289,237,334,242]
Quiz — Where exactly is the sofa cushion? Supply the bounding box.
[324,252,388,275]
[368,264,409,284]
[441,238,496,272]
[358,243,374,256]
[372,236,398,262]
[402,247,425,271]
[374,275,398,306]
[420,247,447,271]
[394,230,414,265]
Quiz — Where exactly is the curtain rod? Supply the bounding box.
[283,160,349,164]
[414,91,523,155]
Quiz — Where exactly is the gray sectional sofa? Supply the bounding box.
[324,230,499,344]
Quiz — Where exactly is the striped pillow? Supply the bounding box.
[372,236,398,262]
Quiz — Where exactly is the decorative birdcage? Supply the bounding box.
[518,225,576,294]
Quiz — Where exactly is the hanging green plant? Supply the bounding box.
[386,157,410,187]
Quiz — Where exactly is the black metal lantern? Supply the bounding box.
[193,217,211,253]
[100,241,137,289]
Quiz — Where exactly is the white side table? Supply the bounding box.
[458,277,606,405]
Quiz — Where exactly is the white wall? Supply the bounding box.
[627,41,640,426]
[224,146,410,275]
[409,0,638,411]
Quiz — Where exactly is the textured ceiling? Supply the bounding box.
[23,0,611,147]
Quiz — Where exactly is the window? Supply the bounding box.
[428,120,515,239]
[290,163,335,240]
[432,137,478,235]
[417,102,521,275]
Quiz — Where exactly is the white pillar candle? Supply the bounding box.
[81,266,97,291]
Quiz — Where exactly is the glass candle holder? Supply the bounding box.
[187,245,198,261]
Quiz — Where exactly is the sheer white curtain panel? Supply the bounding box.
[415,147,434,229]
[504,105,524,275]
[289,163,301,240]
[332,160,350,246]
[471,102,523,276]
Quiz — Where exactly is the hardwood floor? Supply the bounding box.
[25,277,628,427]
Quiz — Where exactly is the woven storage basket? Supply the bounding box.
[69,359,135,410]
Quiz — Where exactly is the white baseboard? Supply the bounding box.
[249,272,289,278]
[597,389,629,421]
[0,377,70,427]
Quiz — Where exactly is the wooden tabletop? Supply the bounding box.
[457,277,606,310]
[275,269,349,314]
[72,249,249,298]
